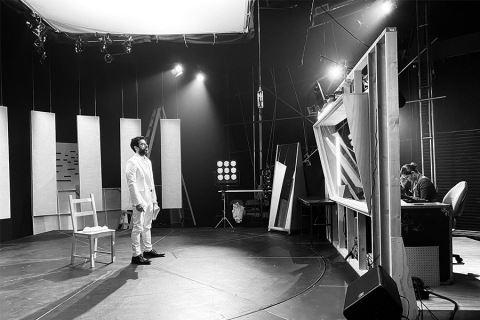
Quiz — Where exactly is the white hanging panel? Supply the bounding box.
[120,118,141,210]
[161,119,182,209]
[0,107,11,219]
[77,115,103,211]
[31,111,57,217]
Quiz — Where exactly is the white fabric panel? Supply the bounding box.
[120,119,141,210]
[31,111,57,217]
[77,115,103,211]
[161,119,182,209]
[0,107,11,219]
[21,0,251,35]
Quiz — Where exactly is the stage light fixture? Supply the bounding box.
[104,53,114,63]
[75,37,85,53]
[381,1,394,14]
[196,73,205,81]
[171,64,183,77]
[328,65,344,80]
[215,160,240,187]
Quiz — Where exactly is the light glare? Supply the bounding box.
[328,65,344,80]
[196,73,205,81]
[381,1,394,14]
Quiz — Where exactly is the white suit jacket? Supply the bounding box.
[125,153,157,207]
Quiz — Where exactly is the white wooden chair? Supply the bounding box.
[68,194,115,268]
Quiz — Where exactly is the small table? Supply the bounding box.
[297,196,336,247]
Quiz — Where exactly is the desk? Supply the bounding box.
[401,201,452,284]
[297,196,336,248]
[216,189,264,228]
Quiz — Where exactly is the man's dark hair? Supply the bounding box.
[130,136,145,152]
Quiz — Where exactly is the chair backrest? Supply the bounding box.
[442,181,468,217]
[68,194,99,232]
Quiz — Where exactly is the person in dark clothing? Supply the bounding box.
[400,162,437,202]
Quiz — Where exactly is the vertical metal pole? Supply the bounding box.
[424,0,436,186]
[416,0,425,173]
[257,0,262,187]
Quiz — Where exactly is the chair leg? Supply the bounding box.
[111,235,116,263]
[89,238,95,268]
[94,238,98,259]
[71,237,76,265]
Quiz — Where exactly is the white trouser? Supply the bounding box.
[131,202,153,256]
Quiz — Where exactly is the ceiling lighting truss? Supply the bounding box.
[26,13,48,63]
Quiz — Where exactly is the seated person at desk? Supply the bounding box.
[400,175,413,197]
[400,162,437,202]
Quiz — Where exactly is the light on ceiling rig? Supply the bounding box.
[171,64,183,77]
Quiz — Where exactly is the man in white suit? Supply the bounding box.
[126,136,164,265]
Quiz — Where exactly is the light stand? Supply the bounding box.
[213,161,240,228]
[215,189,234,228]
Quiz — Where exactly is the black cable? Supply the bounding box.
[319,5,370,48]
[428,291,458,320]
[399,295,411,320]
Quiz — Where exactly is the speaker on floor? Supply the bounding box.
[343,265,402,320]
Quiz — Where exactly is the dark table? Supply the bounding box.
[297,196,336,247]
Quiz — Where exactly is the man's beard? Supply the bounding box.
[139,148,148,156]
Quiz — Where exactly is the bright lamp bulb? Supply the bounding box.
[231,160,236,166]
[217,161,223,167]
[224,168,230,173]
[224,161,230,167]
[328,65,344,80]
[381,1,394,14]
[217,168,223,174]
[217,175,224,180]
[231,167,237,173]
[231,174,237,180]
[225,174,230,180]
[196,73,205,81]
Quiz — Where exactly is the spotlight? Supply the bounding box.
[122,37,132,54]
[328,65,344,80]
[381,1,394,14]
[215,160,240,187]
[75,37,84,53]
[171,64,183,77]
[104,54,114,63]
[196,73,205,81]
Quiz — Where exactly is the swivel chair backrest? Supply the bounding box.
[442,181,468,217]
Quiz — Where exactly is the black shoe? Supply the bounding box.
[131,254,151,265]
[143,249,165,258]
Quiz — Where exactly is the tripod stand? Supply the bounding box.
[215,190,234,228]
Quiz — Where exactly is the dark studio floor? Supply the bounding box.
[0,227,479,320]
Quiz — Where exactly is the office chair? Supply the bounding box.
[68,194,115,268]
[442,181,468,263]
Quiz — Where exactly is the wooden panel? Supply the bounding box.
[120,118,141,210]
[0,107,10,220]
[77,115,103,211]
[31,111,58,220]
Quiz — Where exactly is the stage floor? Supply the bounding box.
[0,228,478,320]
